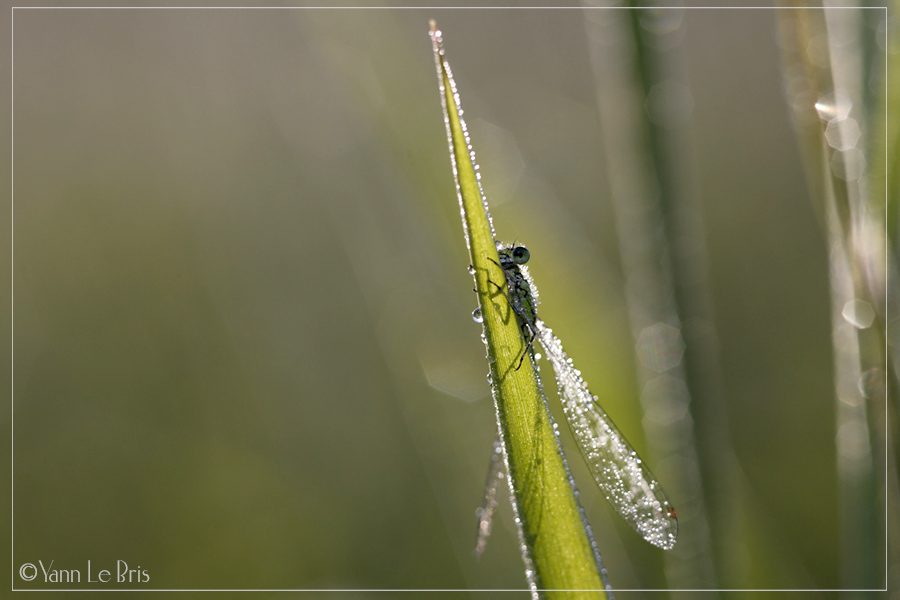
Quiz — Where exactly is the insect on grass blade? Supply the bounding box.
[477,242,678,552]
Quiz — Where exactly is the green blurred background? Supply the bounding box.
[4,4,884,597]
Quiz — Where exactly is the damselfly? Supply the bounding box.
[475,242,678,553]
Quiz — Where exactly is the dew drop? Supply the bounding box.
[830,147,867,181]
[824,117,861,151]
[842,299,875,329]
[858,368,884,399]
[837,420,870,460]
[467,264,476,275]
[472,307,484,323]
[814,91,852,122]
[637,322,685,372]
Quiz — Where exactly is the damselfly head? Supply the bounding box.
[499,244,531,267]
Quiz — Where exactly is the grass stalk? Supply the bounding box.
[776,5,891,592]
[429,20,610,599]
[582,5,724,591]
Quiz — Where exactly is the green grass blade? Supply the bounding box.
[429,20,609,599]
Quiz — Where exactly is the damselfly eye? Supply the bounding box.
[512,246,530,265]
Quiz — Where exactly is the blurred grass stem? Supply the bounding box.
[776,5,893,592]
[583,4,729,591]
